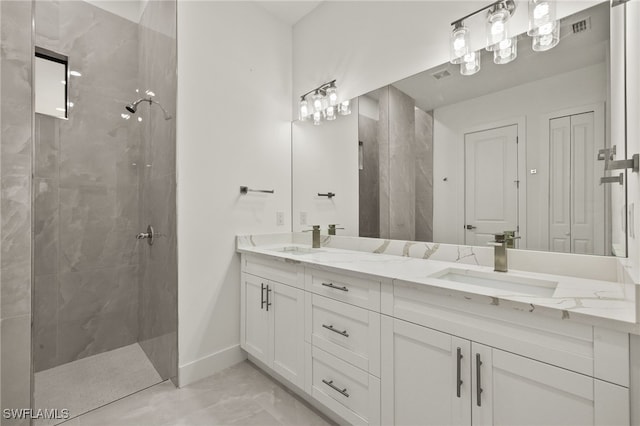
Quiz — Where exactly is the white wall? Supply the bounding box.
[177,1,292,385]
[292,1,600,114]
[432,63,607,248]
[292,105,359,235]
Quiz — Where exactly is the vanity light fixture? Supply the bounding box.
[299,80,349,124]
[450,0,560,76]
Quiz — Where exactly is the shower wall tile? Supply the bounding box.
[35,115,60,179]
[1,0,33,418]
[378,87,390,239]
[388,85,416,241]
[1,316,31,426]
[358,115,380,238]
[34,274,59,372]
[415,108,434,243]
[34,178,59,276]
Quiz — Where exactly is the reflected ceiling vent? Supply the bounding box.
[571,17,591,34]
[432,69,452,80]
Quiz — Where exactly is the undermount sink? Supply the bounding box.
[430,268,558,297]
[269,246,322,255]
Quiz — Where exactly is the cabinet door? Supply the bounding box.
[270,281,305,389]
[241,273,270,365]
[472,344,629,426]
[381,317,471,426]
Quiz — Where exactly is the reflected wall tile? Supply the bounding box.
[1,316,31,426]
[1,175,31,271]
[35,114,60,179]
[378,87,390,239]
[34,178,59,276]
[34,274,59,372]
[56,307,138,365]
[0,262,31,319]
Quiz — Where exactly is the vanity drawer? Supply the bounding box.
[307,294,381,377]
[242,254,303,288]
[310,346,381,425]
[305,267,380,311]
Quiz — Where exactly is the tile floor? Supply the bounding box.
[35,343,163,425]
[62,361,335,426]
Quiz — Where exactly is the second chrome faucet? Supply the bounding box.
[488,231,520,272]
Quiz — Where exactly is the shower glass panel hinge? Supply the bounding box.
[606,154,640,173]
[600,174,624,185]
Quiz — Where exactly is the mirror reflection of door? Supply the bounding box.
[464,124,519,247]
[549,111,605,255]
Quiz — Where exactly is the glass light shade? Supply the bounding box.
[325,105,336,121]
[493,37,517,64]
[460,51,481,76]
[532,21,559,51]
[486,7,510,51]
[450,25,470,65]
[338,100,351,116]
[313,111,322,125]
[528,0,556,36]
[312,91,325,113]
[326,85,338,106]
[299,98,309,121]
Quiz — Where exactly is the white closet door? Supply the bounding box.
[464,125,519,247]
[549,117,572,253]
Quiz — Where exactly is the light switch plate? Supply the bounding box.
[276,211,284,226]
[300,212,307,225]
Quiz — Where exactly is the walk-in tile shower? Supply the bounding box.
[0,1,177,423]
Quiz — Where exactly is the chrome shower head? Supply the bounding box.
[124,97,172,120]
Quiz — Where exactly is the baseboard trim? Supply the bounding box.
[178,344,246,387]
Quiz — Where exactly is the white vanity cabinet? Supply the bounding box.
[381,315,629,426]
[239,251,632,426]
[240,255,306,390]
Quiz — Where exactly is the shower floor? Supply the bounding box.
[34,343,163,425]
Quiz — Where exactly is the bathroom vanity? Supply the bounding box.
[237,234,636,426]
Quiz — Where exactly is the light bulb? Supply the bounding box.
[532,21,559,51]
[313,111,322,126]
[494,37,517,64]
[299,98,309,121]
[326,105,336,121]
[326,84,338,106]
[486,7,510,51]
[450,24,470,65]
[460,51,481,76]
[528,0,556,36]
[338,100,351,116]
[312,91,324,113]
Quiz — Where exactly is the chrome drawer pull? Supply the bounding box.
[322,324,349,338]
[322,379,349,398]
[321,282,349,292]
[476,353,483,407]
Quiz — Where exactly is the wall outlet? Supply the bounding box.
[276,211,284,226]
[300,212,308,226]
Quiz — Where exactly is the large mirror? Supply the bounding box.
[293,1,628,257]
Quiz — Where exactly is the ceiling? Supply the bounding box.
[389,2,609,112]
[254,1,323,25]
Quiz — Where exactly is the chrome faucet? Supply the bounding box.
[488,232,520,272]
[303,225,321,248]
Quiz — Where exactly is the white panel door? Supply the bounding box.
[549,116,572,253]
[549,112,604,255]
[471,344,629,426]
[571,112,603,255]
[381,317,471,426]
[270,281,306,389]
[241,273,270,365]
[464,125,518,246]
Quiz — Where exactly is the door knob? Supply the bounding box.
[465,225,477,230]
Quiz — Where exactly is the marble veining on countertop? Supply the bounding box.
[237,235,638,334]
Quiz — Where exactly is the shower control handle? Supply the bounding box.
[136,225,155,246]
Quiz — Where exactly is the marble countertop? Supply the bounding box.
[237,242,639,334]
